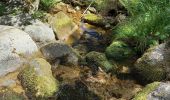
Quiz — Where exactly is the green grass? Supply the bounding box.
[113,0,170,53]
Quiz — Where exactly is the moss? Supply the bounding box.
[132,82,160,100]
[105,41,134,60]
[0,88,26,100]
[53,11,72,29]
[86,51,117,72]
[18,58,59,99]
[83,13,105,26]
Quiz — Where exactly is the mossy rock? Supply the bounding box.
[0,87,27,100]
[134,44,167,83]
[18,58,59,99]
[105,41,134,60]
[132,82,160,100]
[86,51,117,73]
[51,11,78,43]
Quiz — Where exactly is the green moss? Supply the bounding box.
[18,58,59,99]
[132,82,160,100]
[0,3,6,16]
[53,11,72,29]
[84,13,103,24]
[86,51,117,72]
[106,41,134,60]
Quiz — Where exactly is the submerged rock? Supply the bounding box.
[40,42,79,66]
[0,25,38,76]
[106,41,134,61]
[134,42,170,83]
[51,11,78,44]
[86,51,117,73]
[18,58,59,99]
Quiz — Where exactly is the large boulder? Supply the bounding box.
[0,25,38,76]
[86,51,117,73]
[18,58,59,99]
[50,11,78,44]
[134,42,170,83]
[133,82,170,100]
[40,42,79,66]
[24,20,56,47]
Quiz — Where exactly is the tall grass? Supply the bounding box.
[114,0,170,53]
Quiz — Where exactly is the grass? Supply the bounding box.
[113,0,170,53]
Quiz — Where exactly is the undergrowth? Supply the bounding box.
[114,0,170,53]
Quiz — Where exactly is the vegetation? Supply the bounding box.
[112,0,170,53]
[40,0,61,10]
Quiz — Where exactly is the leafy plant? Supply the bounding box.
[113,0,170,53]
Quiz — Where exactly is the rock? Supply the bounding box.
[106,41,134,61]
[18,58,59,99]
[50,11,78,44]
[24,20,56,47]
[86,51,117,73]
[0,25,38,76]
[132,82,161,100]
[134,42,170,83]
[148,82,170,100]
[40,42,78,66]
[0,87,27,100]
[0,13,33,28]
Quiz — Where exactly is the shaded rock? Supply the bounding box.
[86,51,117,73]
[106,41,134,61]
[0,13,33,28]
[134,42,170,83]
[40,42,78,66]
[18,58,59,99]
[24,20,56,47]
[0,87,27,100]
[50,11,78,43]
[0,25,38,76]
[132,82,160,100]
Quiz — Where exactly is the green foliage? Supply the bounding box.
[32,10,46,19]
[0,3,6,16]
[40,0,61,10]
[114,0,170,53]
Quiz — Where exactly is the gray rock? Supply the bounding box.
[148,82,170,100]
[134,41,170,82]
[0,25,38,76]
[24,20,56,47]
[40,42,78,66]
